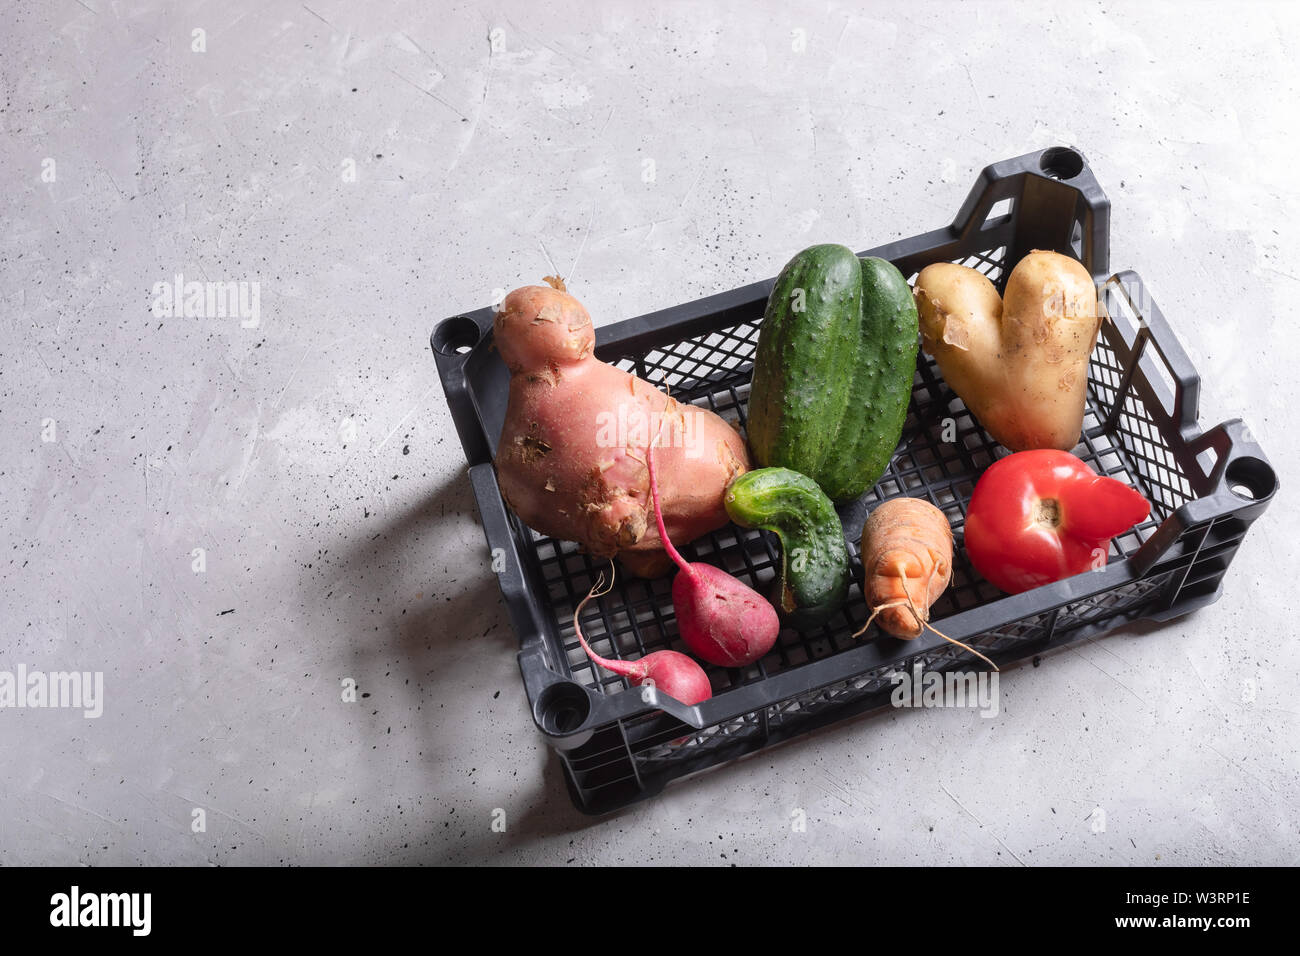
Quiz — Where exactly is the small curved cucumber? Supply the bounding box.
[724,467,850,632]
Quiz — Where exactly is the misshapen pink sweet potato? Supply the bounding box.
[494,277,750,577]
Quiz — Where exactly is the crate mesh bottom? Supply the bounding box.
[520,246,1194,714]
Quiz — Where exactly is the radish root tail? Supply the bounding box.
[573,562,634,674]
[646,396,696,580]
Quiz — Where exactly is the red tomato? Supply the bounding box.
[963,450,1150,594]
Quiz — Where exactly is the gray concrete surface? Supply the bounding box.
[2,0,1298,865]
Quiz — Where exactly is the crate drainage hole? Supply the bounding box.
[1040,147,1085,180]
[537,681,592,734]
[433,316,481,355]
[1225,456,1276,501]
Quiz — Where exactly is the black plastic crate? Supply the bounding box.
[432,147,1277,814]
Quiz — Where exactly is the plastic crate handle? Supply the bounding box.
[1101,271,1202,438]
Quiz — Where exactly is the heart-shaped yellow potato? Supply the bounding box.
[913,250,1103,451]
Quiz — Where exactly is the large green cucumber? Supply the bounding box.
[724,467,849,632]
[747,245,919,503]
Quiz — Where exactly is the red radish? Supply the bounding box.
[572,569,712,706]
[647,410,781,668]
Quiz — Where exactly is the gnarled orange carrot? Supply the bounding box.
[854,497,997,670]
